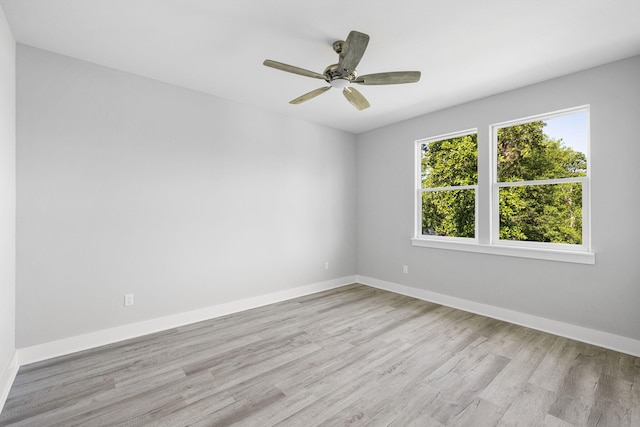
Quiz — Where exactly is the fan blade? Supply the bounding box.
[263,60,326,80]
[354,71,421,85]
[342,87,370,111]
[338,31,370,76]
[289,86,331,104]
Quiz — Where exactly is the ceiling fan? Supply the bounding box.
[263,30,421,111]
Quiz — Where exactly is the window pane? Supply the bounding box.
[497,112,587,182]
[422,133,477,188]
[422,189,475,238]
[499,182,582,244]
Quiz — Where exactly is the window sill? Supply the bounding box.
[411,238,595,264]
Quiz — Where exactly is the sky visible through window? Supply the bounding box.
[543,111,588,156]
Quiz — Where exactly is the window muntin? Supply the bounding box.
[493,108,589,251]
[418,131,478,239]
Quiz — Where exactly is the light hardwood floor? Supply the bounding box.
[1,284,639,426]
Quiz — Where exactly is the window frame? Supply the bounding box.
[490,107,591,253]
[415,129,479,243]
[412,106,595,264]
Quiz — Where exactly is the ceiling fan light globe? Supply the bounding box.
[330,78,350,89]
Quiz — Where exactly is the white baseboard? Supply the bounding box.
[18,276,356,366]
[356,275,640,357]
[11,273,640,390]
[0,351,19,414]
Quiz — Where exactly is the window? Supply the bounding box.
[493,109,589,250]
[413,107,593,264]
[418,130,478,240]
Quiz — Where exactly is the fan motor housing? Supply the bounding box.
[324,64,356,82]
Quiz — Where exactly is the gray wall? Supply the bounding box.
[16,46,357,348]
[0,7,16,376]
[13,42,640,350]
[357,55,640,341]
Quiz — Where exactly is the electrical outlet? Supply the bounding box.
[124,293,134,306]
[403,265,408,274]
[324,261,329,270]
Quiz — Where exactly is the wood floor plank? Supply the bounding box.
[445,397,504,427]
[548,352,607,425]
[542,413,576,427]
[479,331,549,409]
[632,363,640,426]
[275,341,416,425]
[586,373,633,426]
[528,335,581,393]
[497,382,557,427]
[1,283,639,426]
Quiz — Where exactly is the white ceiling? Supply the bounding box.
[2,0,640,134]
